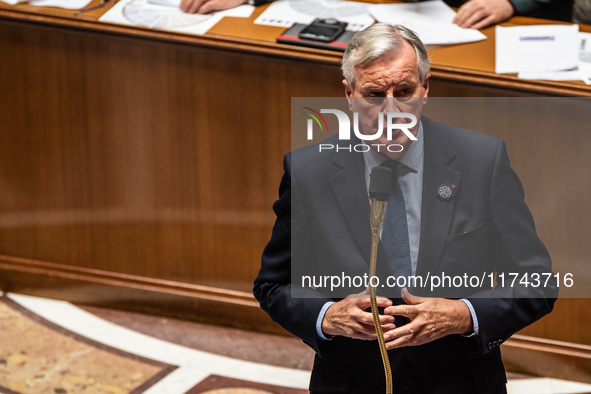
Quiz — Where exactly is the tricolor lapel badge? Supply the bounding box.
[436,182,456,201]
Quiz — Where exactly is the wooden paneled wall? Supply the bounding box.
[0,18,341,292]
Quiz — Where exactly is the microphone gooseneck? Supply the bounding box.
[369,166,393,394]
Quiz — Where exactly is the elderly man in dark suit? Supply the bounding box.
[254,23,556,394]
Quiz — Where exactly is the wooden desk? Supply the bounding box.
[1,2,590,382]
[3,1,591,96]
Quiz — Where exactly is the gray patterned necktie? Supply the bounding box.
[381,160,412,292]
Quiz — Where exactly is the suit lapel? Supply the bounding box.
[417,118,462,279]
[329,148,373,265]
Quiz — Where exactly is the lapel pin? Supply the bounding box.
[436,183,456,201]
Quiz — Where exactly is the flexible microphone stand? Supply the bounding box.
[368,166,393,394]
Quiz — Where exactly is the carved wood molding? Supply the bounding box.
[503,333,591,383]
[0,254,258,308]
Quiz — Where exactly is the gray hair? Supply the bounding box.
[341,23,430,90]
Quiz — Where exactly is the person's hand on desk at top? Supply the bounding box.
[180,0,248,14]
[453,0,514,29]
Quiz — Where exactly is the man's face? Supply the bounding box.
[343,41,430,160]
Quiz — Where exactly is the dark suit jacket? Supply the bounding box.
[254,117,556,393]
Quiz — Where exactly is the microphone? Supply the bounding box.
[368,166,393,394]
[369,166,393,201]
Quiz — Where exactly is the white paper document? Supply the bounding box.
[495,24,579,74]
[517,32,591,84]
[367,1,486,46]
[0,0,91,9]
[579,32,591,80]
[146,0,180,6]
[99,0,253,35]
[254,0,374,32]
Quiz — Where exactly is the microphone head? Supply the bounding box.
[369,166,392,201]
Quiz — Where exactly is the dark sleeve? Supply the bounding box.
[509,0,538,14]
[467,140,557,354]
[253,153,332,354]
[508,0,570,17]
[253,0,274,6]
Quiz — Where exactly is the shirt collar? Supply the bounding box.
[363,121,424,173]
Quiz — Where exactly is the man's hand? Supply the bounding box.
[180,0,246,14]
[382,288,473,349]
[322,290,396,340]
[453,0,514,30]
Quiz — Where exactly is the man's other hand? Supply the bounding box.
[322,290,396,340]
[453,0,514,30]
[383,288,473,349]
[180,0,246,14]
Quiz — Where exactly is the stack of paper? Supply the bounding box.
[496,24,590,84]
[254,0,374,32]
[99,0,253,35]
[0,0,91,9]
[367,0,486,46]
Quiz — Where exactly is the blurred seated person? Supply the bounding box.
[180,0,572,31]
[449,0,573,29]
[573,0,591,25]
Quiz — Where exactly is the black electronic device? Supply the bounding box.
[298,18,348,42]
[276,19,354,52]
